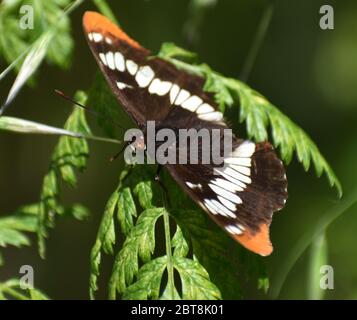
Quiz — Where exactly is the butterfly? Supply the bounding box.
[83,11,288,256]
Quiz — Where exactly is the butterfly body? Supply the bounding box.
[83,12,288,256]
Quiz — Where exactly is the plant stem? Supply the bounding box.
[239,0,275,82]
[163,208,175,298]
[92,0,119,25]
[1,287,29,300]
[64,0,86,16]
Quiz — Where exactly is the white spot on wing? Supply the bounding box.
[237,224,245,231]
[92,33,103,42]
[170,84,180,104]
[174,89,190,106]
[99,53,107,66]
[211,178,244,192]
[126,60,138,75]
[224,157,251,167]
[185,182,202,190]
[225,225,243,235]
[181,95,203,112]
[214,168,247,189]
[117,82,133,90]
[114,52,125,72]
[211,200,237,218]
[196,103,214,114]
[233,141,255,158]
[223,167,252,184]
[209,184,242,205]
[88,33,94,41]
[105,37,112,44]
[135,65,155,88]
[198,111,223,122]
[149,78,172,96]
[204,199,218,215]
[230,164,251,177]
[217,196,237,211]
[106,52,115,70]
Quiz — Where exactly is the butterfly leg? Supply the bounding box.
[109,143,128,162]
[154,164,162,182]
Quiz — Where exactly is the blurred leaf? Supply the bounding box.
[173,256,221,300]
[0,212,37,248]
[0,0,82,113]
[87,73,124,138]
[0,279,49,300]
[183,0,218,45]
[0,32,53,113]
[0,116,84,137]
[0,0,73,67]
[158,42,197,62]
[308,232,328,300]
[0,115,121,144]
[92,0,118,25]
[0,0,29,67]
[271,188,357,299]
[239,249,269,293]
[0,204,39,265]
[159,43,342,197]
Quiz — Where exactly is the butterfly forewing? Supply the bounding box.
[83,11,288,256]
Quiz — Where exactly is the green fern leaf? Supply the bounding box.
[123,257,167,300]
[117,187,137,236]
[172,226,189,258]
[0,215,36,248]
[172,208,243,299]
[109,208,164,299]
[157,42,198,62]
[0,279,49,300]
[173,257,221,300]
[37,91,91,258]
[89,186,119,298]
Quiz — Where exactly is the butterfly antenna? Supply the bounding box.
[54,89,127,131]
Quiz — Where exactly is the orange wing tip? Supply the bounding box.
[235,223,273,256]
[83,11,142,50]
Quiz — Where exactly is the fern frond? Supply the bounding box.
[109,207,164,299]
[36,91,91,258]
[0,279,48,300]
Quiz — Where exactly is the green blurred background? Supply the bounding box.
[1,0,357,299]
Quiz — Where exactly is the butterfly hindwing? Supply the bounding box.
[166,140,287,256]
